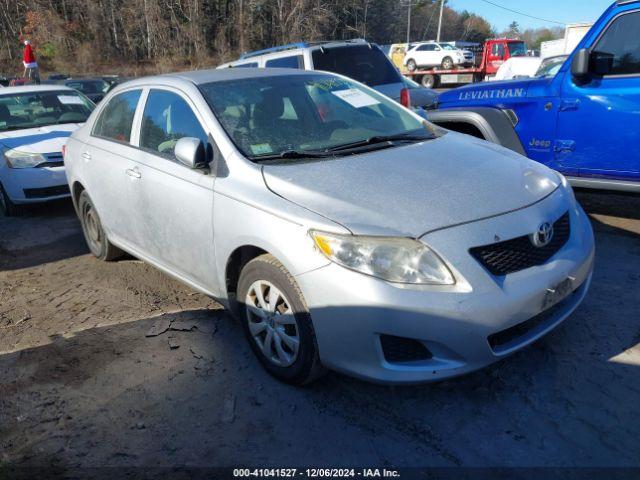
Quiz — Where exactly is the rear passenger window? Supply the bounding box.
[592,11,640,76]
[265,56,304,69]
[140,90,207,158]
[93,90,141,143]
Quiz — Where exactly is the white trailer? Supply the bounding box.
[540,23,593,58]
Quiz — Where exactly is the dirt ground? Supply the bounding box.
[1,191,639,472]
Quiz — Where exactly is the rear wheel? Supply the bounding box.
[78,190,123,261]
[441,56,454,70]
[237,254,325,385]
[421,74,437,89]
[0,182,23,217]
[406,59,417,72]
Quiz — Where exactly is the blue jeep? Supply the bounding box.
[429,0,640,192]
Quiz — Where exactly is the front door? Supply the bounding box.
[128,88,219,294]
[555,8,640,179]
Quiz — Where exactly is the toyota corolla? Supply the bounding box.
[64,68,594,385]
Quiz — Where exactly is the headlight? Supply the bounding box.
[559,173,577,203]
[4,149,47,169]
[310,230,455,285]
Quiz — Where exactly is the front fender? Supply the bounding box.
[427,107,526,156]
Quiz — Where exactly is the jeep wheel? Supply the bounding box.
[238,254,326,385]
[441,57,454,70]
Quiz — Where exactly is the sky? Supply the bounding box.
[447,0,614,32]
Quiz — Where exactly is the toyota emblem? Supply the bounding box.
[530,222,554,248]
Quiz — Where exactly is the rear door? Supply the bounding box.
[555,8,640,179]
[128,87,218,292]
[84,89,143,246]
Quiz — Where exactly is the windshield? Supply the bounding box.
[535,56,567,77]
[508,42,527,57]
[0,90,94,131]
[200,74,440,161]
[311,45,403,87]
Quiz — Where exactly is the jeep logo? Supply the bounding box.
[529,138,552,149]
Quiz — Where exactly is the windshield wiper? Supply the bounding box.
[326,133,434,152]
[250,149,336,162]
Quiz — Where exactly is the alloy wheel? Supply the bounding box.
[245,280,300,367]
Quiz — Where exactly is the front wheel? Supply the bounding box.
[0,183,23,217]
[421,74,437,89]
[238,254,325,385]
[78,190,123,261]
[441,57,454,70]
[406,59,417,72]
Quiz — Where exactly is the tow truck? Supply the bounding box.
[429,0,640,192]
[403,38,528,88]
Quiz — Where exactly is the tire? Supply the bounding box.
[406,59,417,72]
[441,56,454,70]
[421,74,437,89]
[237,254,325,385]
[77,190,123,261]
[0,182,23,217]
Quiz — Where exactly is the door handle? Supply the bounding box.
[555,140,576,153]
[81,152,92,161]
[126,167,141,179]
[559,99,580,112]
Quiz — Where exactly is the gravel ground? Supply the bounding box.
[1,191,639,472]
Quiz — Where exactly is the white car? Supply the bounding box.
[404,42,468,71]
[492,57,543,81]
[64,68,594,385]
[0,86,94,216]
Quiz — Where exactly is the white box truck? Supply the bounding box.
[540,23,593,58]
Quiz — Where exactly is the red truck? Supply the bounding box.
[403,38,528,88]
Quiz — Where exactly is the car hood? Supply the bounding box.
[0,124,80,154]
[437,78,533,106]
[262,133,560,237]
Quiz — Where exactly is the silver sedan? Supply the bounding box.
[64,68,594,385]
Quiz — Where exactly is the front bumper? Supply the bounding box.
[1,165,71,204]
[295,188,595,384]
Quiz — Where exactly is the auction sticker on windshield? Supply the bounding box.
[332,89,379,108]
[250,143,273,155]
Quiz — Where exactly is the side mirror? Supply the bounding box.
[174,137,206,169]
[571,48,591,81]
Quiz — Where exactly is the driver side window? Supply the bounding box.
[592,10,640,76]
[140,90,207,158]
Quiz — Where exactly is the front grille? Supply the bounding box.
[488,286,580,354]
[23,184,70,199]
[38,152,64,168]
[380,334,432,364]
[469,212,571,276]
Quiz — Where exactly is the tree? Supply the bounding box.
[506,20,521,38]
[0,0,498,75]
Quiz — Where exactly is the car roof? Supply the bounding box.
[0,85,74,95]
[239,39,370,60]
[118,67,325,88]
